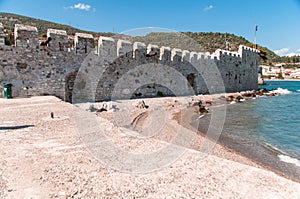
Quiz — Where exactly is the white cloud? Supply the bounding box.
[67,3,92,11]
[204,5,214,11]
[286,52,297,57]
[274,48,300,57]
[274,48,290,56]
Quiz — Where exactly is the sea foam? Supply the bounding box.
[271,88,292,95]
[278,154,300,167]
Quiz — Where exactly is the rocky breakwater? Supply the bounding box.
[225,89,285,103]
[183,88,287,118]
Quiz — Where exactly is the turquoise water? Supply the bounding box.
[224,80,300,159]
[258,80,300,158]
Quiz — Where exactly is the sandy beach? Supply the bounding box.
[0,95,299,198]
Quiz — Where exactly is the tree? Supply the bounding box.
[278,71,284,79]
[258,48,268,62]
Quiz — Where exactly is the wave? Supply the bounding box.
[270,88,292,95]
[297,89,300,92]
[261,142,286,155]
[278,155,300,167]
[262,143,300,167]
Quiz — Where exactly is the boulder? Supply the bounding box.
[135,100,149,109]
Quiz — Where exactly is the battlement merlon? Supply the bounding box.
[190,52,198,64]
[14,24,38,37]
[47,29,67,37]
[197,52,207,60]
[47,28,68,51]
[117,39,132,57]
[147,44,160,60]
[133,42,146,59]
[0,23,4,46]
[74,33,94,54]
[98,36,117,58]
[160,46,171,62]
[171,48,182,62]
[14,24,38,47]
[238,45,260,54]
[182,50,190,62]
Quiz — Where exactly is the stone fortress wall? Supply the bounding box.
[0,23,260,103]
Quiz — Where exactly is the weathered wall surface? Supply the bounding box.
[0,45,84,100]
[0,23,4,46]
[0,24,260,103]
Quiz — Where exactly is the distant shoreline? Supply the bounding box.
[264,79,300,81]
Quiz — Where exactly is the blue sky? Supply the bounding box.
[1,0,300,56]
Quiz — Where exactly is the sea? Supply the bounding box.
[223,80,300,167]
[190,80,300,179]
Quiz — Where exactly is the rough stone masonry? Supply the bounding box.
[0,24,260,103]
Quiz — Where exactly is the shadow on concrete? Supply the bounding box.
[0,125,34,130]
